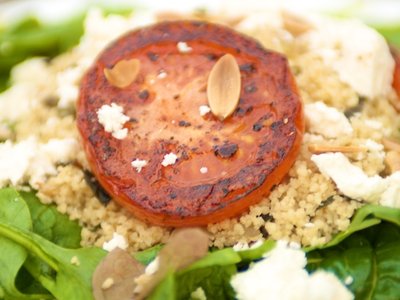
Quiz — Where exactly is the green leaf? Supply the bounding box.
[134,244,163,265]
[20,191,81,248]
[305,205,400,252]
[0,188,49,299]
[236,240,276,262]
[307,223,400,300]
[306,205,400,300]
[183,248,241,272]
[176,265,237,300]
[0,220,106,300]
[147,272,176,300]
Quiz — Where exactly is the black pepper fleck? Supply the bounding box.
[253,123,263,132]
[239,63,255,72]
[214,143,239,158]
[147,52,159,61]
[178,120,191,127]
[205,53,218,61]
[138,90,149,100]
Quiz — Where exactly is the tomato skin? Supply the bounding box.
[393,48,400,98]
[77,21,304,227]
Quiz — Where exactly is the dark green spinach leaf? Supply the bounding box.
[20,191,81,248]
[307,205,400,300]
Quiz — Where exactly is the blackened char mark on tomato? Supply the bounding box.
[77,20,304,226]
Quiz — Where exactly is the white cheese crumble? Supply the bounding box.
[304,102,353,138]
[200,167,208,174]
[231,241,353,300]
[311,152,387,203]
[145,257,160,275]
[161,152,178,167]
[177,41,192,53]
[97,103,129,139]
[157,71,167,79]
[311,152,400,208]
[102,232,128,252]
[303,16,395,99]
[380,172,400,208]
[56,66,82,109]
[131,159,148,173]
[0,137,78,189]
[0,58,52,123]
[199,105,211,116]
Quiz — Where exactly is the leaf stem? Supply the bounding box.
[0,221,59,272]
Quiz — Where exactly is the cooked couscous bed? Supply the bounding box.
[1,8,399,253]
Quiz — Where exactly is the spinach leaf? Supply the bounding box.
[148,247,242,300]
[20,191,81,248]
[307,223,400,300]
[0,188,50,299]
[148,272,176,300]
[306,205,400,300]
[305,205,400,251]
[0,220,107,300]
[176,265,237,300]
[134,244,163,265]
[236,240,276,262]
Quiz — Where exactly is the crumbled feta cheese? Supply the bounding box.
[199,105,211,116]
[97,103,129,139]
[305,102,353,138]
[161,152,178,167]
[157,71,167,79]
[0,139,36,186]
[177,41,192,53]
[311,152,387,203]
[102,232,128,252]
[70,256,80,266]
[56,66,82,108]
[231,241,353,300]
[380,172,400,208]
[145,257,160,275]
[200,167,208,174]
[312,152,400,208]
[303,16,394,98]
[102,277,115,290]
[191,287,207,300]
[131,159,148,173]
[0,137,78,188]
[29,138,79,188]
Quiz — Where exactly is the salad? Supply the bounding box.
[0,1,400,299]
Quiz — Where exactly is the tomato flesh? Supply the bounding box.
[77,21,304,227]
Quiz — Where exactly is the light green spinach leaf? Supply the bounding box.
[0,188,50,299]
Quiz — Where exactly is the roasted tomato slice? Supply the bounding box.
[393,47,400,97]
[77,21,304,227]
